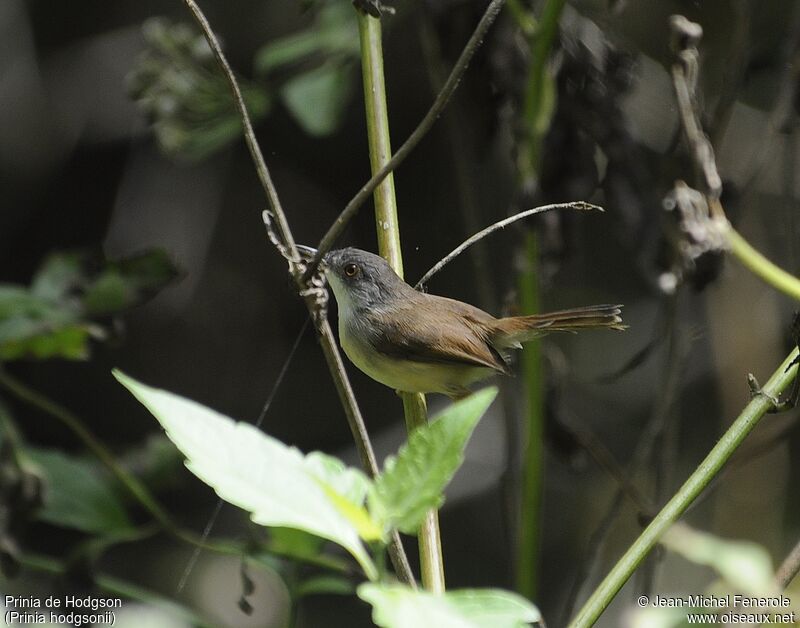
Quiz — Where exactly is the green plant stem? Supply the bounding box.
[509,0,566,601]
[310,0,507,275]
[725,223,800,301]
[517,0,564,183]
[568,348,799,627]
[357,11,403,275]
[18,552,214,628]
[356,10,445,594]
[516,233,544,599]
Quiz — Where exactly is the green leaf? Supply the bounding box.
[129,18,271,161]
[0,284,89,361]
[358,583,542,628]
[268,527,326,561]
[254,2,359,75]
[118,433,185,491]
[26,448,132,535]
[30,253,84,302]
[83,249,181,316]
[280,61,354,136]
[369,388,497,535]
[661,523,776,596]
[0,249,178,360]
[296,574,355,598]
[305,451,370,505]
[114,370,377,579]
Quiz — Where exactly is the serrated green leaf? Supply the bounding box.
[26,448,132,535]
[280,61,354,136]
[369,388,497,535]
[305,451,370,505]
[305,451,382,540]
[323,486,383,542]
[357,583,541,628]
[114,370,377,579]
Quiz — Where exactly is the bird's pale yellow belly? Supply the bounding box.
[339,319,491,396]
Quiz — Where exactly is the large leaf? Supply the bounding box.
[27,448,132,535]
[0,250,179,361]
[0,286,89,360]
[114,370,377,579]
[83,250,181,316]
[661,523,776,596]
[254,2,359,75]
[30,253,84,302]
[369,388,497,534]
[358,583,541,628]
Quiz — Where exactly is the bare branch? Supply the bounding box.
[414,202,602,290]
[777,537,800,590]
[180,0,415,586]
[181,0,298,262]
[668,15,722,201]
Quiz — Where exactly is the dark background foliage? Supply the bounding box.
[2,0,799,626]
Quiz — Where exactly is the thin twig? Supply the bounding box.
[307,0,507,277]
[414,202,602,290]
[776,537,800,590]
[417,12,496,311]
[179,0,416,586]
[669,15,722,202]
[668,15,800,302]
[181,0,297,260]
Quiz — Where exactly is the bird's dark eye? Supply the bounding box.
[344,263,359,277]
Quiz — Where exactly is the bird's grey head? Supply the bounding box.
[323,248,405,311]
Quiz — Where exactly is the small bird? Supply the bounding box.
[317,247,625,399]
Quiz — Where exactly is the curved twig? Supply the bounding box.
[414,202,602,290]
[181,0,297,260]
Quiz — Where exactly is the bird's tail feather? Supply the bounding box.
[492,304,626,347]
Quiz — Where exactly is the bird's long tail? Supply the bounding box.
[492,304,626,347]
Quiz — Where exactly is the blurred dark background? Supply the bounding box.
[2,0,799,626]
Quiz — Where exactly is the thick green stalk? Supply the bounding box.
[517,0,565,183]
[511,0,567,600]
[356,10,445,593]
[568,349,799,627]
[516,232,544,598]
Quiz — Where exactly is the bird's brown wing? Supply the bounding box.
[368,297,510,375]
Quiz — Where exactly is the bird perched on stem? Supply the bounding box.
[310,247,625,400]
